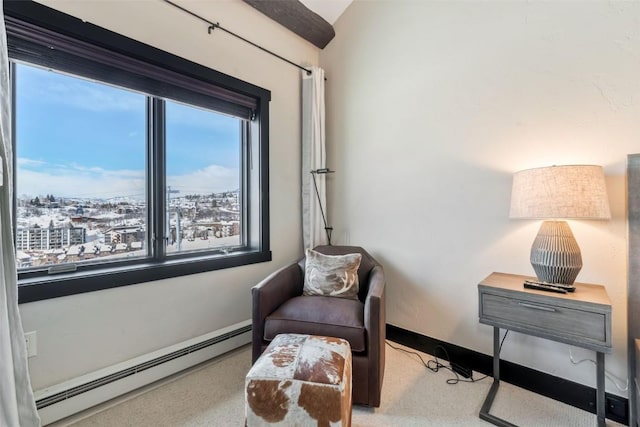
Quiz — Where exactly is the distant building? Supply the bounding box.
[115,206,135,215]
[105,226,145,246]
[214,221,239,238]
[16,225,86,251]
[15,251,31,268]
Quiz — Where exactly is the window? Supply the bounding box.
[15,64,149,268]
[164,100,243,255]
[6,1,271,303]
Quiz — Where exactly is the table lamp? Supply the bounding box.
[509,165,610,285]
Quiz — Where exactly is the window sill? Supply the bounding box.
[18,249,272,303]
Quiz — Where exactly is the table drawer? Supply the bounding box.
[481,293,606,343]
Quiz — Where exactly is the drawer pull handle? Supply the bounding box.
[518,302,556,312]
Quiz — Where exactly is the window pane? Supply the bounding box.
[165,100,242,255]
[15,63,147,269]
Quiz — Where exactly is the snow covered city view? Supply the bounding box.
[15,191,241,269]
[14,63,242,270]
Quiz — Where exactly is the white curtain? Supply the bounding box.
[0,4,41,426]
[301,66,328,250]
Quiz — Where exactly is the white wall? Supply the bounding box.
[321,0,639,396]
[19,0,318,391]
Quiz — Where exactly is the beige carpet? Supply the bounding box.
[51,342,623,427]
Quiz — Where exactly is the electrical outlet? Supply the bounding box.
[24,331,37,358]
[605,395,628,424]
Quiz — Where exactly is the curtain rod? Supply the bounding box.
[162,0,313,76]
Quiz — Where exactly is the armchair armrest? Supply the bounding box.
[251,262,304,362]
[364,265,386,331]
[364,265,386,407]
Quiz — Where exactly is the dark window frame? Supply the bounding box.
[5,1,271,303]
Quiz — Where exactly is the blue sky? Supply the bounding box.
[15,63,241,199]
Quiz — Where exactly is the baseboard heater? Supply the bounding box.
[35,320,252,425]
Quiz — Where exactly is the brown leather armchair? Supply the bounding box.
[251,245,386,407]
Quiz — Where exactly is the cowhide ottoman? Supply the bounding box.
[245,333,352,427]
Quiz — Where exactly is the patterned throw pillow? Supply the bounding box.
[303,249,362,300]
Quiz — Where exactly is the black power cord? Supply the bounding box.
[385,331,509,385]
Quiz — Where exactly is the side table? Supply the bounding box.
[478,272,612,427]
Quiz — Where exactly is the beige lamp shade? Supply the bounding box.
[509,165,610,285]
[509,165,610,220]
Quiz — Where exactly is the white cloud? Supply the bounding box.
[17,158,47,167]
[49,81,143,112]
[17,168,145,200]
[68,164,143,179]
[167,164,240,194]
[16,160,238,200]
[21,67,143,113]
[166,100,239,132]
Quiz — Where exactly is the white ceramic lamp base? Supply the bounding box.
[530,220,582,285]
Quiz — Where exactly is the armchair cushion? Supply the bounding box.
[303,249,362,300]
[264,295,366,352]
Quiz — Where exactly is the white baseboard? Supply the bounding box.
[37,320,251,426]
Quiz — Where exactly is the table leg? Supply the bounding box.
[480,327,501,417]
[479,327,518,427]
[494,326,500,381]
[596,352,605,427]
